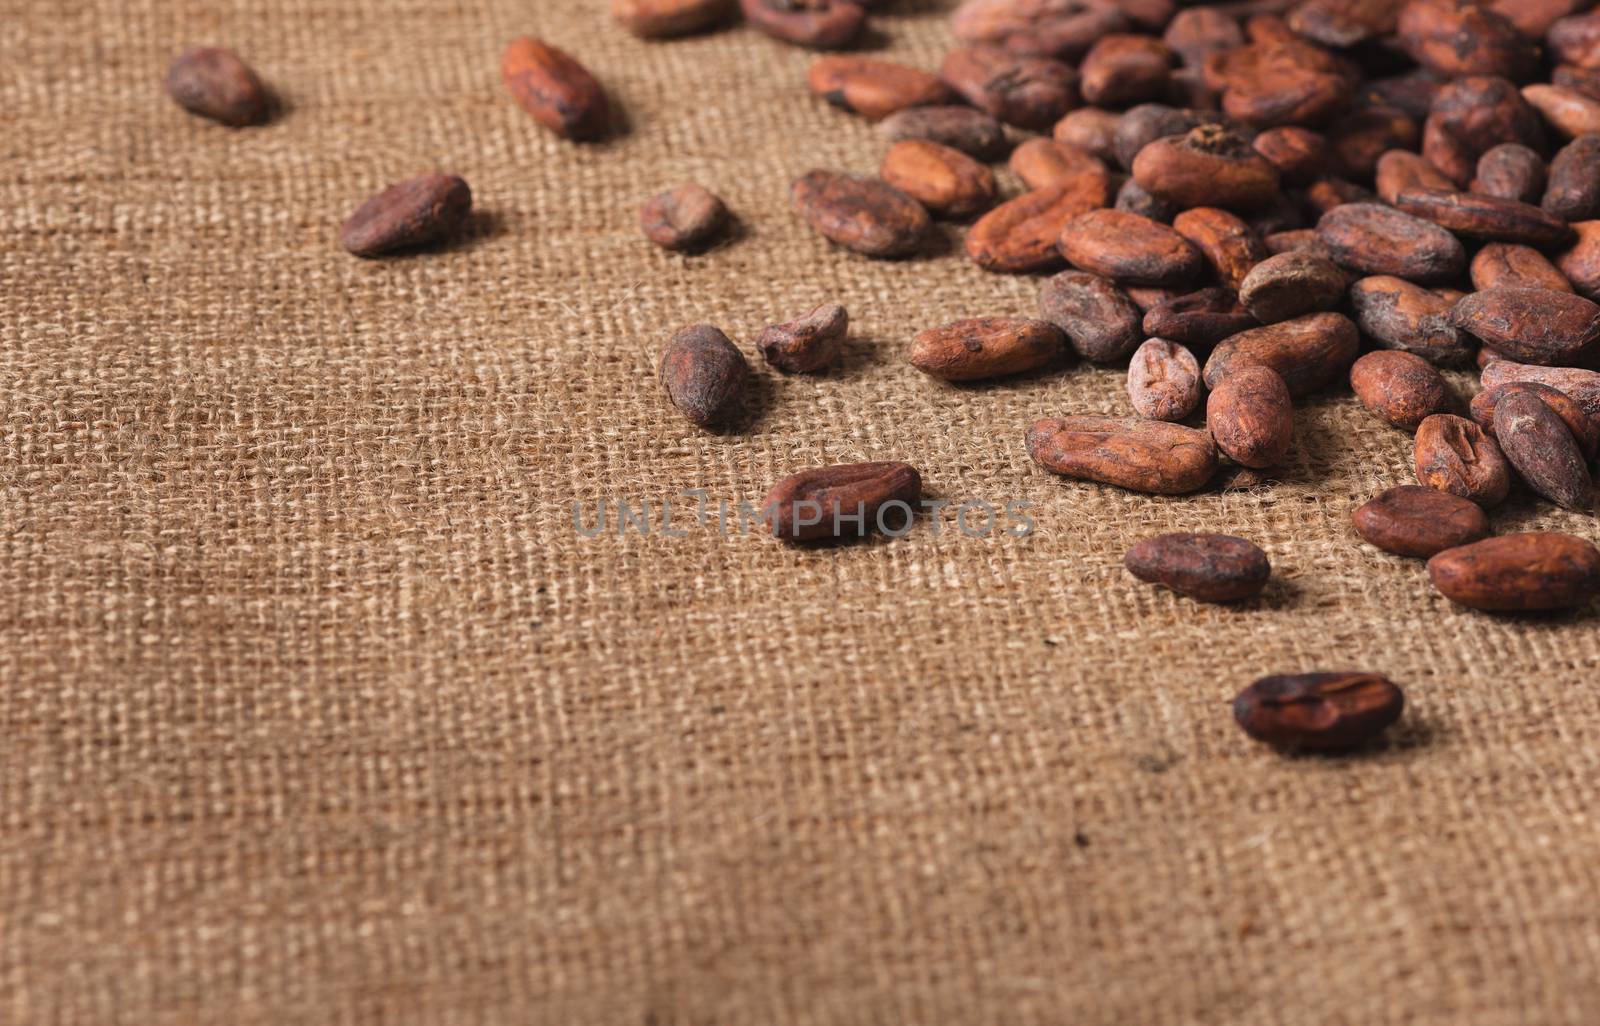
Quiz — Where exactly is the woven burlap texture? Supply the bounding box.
[5,0,1600,1023]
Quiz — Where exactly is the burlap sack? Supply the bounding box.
[4,1,1599,1022]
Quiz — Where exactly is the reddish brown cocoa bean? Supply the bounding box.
[1172,208,1269,291]
[1143,288,1257,347]
[1425,76,1546,186]
[1348,276,1471,365]
[660,324,751,427]
[1304,177,1373,216]
[1550,13,1600,70]
[1054,107,1122,163]
[1450,287,1600,366]
[1397,0,1534,81]
[1543,135,1600,222]
[1203,312,1360,397]
[1374,150,1457,205]
[640,183,729,251]
[1207,364,1293,468]
[501,37,609,140]
[166,48,270,126]
[763,462,922,542]
[908,317,1064,381]
[1237,251,1346,324]
[1470,144,1547,204]
[1329,106,1419,181]
[1494,391,1595,510]
[1413,413,1512,507]
[1026,416,1219,493]
[1252,126,1331,185]
[1557,220,1600,298]
[1116,179,1179,222]
[1112,104,1218,170]
[878,106,1010,161]
[340,174,473,258]
[881,140,997,220]
[1349,350,1451,430]
[1039,271,1144,362]
[1059,209,1205,286]
[1523,84,1600,139]
[791,170,931,258]
[1361,71,1443,122]
[951,0,1130,60]
[1554,64,1600,99]
[1132,124,1282,210]
[1263,228,1334,258]
[1482,359,1600,417]
[1316,202,1465,283]
[1471,382,1600,458]
[1125,533,1271,602]
[741,0,864,48]
[941,46,1080,131]
[1009,138,1110,192]
[1201,34,1355,128]
[1488,0,1586,39]
[1164,7,1245,67]
[1127,338,1203,421]
[1234,672,1405,753]
[1393,190,1577,249]
[808,57,955,120]
[1353,485,1489,558]
[1428,532,1600,611]
[758,303,848,373]
[966,177,1111,273]
[1289,0,1403,48]
[1470,244,1573,293]
[1079,34,1174,108]
[612,0,732,37]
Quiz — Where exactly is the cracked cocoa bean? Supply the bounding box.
[1234,672,1405,753]
[758,303,848,373]
[1413,413,1512,507]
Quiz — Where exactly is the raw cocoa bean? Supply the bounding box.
[1059,209,1204,286]
[1125,533,1270,602]
[878,106,1010,161]
[758,303,848,373]
[1038,271,1144,362]
[909,317,1064,381]
[1482,359,1600,417]
[1112,104,1216,170]
[941,46,1079,131]
[1550,13,1600,70]
[1424,77,1546,185]
[1055,107,1123,163]
[1202,312,1360,397]
[1009,138,1110,192]
[951,0,1130,60]
[1543,135,1600,221]
[1450,287,1600,366]
[1557,219,1600,298]
[1397,0,1535,81]
[1025,416,1218,493]
[1252,126,1331,186]
[881,140,997,220]
[612,0,732,37]
[165,48,270,127]
[1142,288,1257,347]
[1132,124,1281,210]
[1471,382,1600,458]
[1554,64,1600,99]
[1172,208,1269,291]
[741,0,865,48]
[660,324,750,427]
[1360,70,1442,122]
[501,37,609,140]
[1349,350,1451,430]
[1428,532,1600,611]
[640,183,729,251]
[791,170,931,258]
[808,57,955,120]
[1116,179,1178,222]
[1316,202,1466,283]
[1304,177,1372,216]
[1413,413,1512,507]
[1392,189,1576,249]
[1522,84,1600,139]
[340,174,473,258]
[1288,0,1402,48]
[1353,485,1489,558]
[1263,228,1334,258]
[1125,286,1181,313]
[1470,244,1573,293]
[1329,106,1419,180]
[1237,251,1345,324]
[1233,672,1405,753]
[1201,34,1354,128]
[763,462,922,542]
[1127,338,1203,421]
[1493,391,1594,510]
[966,177,1110,272]
[1207,364,1293,468]
[1164,7,1244,68]
[1470,143,1546,204]
[1348,276,1471,365]
[1079,34,1174,108]
[1374,150,1456,204]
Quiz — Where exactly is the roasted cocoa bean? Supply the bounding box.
[908,316,1064,381]
[1079,34,1174,108]
[166,48,270,127]
[1132,124,1281,210]
[1252,126,1330,186]
[612,0,732,37]
[1557,219,1600,298]
[1329,106,1419,180]
[501,37,609,140]
[1469,244,1573,293]
[1316,202,1466,283]
[1424,76,1546,185]
[1234,672,1405,753]
[1413,413,1512,507]
[1202,312,1360,397]
[1482,359,1600,417]
[878,105,1010,161]
[340,174,473,258]
[881,140,997,220]
[951,0,1130,60]
[1522,84,1600,139]
[967,177,1111,273]
[1202,33,1354,128]
[1039,271,1144,362]
[1237,251,1346,324]
[1471,382,1600,458]
[1127,338,1203,421]
[763,462,922,542]
[1450,287,1600,366]
[1550,13,1600,69]
[1059,209,1204,286]
[1494,391,1595,510]
[1125,533,1270,602]
[1026,416,1219,493]
[758,302,848,373]
[660,324,750,427]
[741,0,865,48]
[1304,177,1373,216]
[1428,532,1600,611]
[1353,485,1489,558]
[1143,288,1257,347]
[1543,135,1600,221]
[640,183,729,251]
[1397,0,1534,82]
[1055,107,1123,163]
[1488,0,1585,39]
[1349,350,1451,429]
[808,57,955,120]
[1289,0,1402,48]
[941,46,1080,131]
[1164,7,1244,68]
[1348,276,1471,365]
[1374,149,1457,204]
[1009,138,1110,192]
[1392,189,1576,248]
[1116,179,1178,222]
[1112,104,1216,170]
[1172,208,1269,291]
[1470,143,1546,204]
[1207,364,1293,468]
[791,170,931,258]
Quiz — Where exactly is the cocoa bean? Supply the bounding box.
[908,317,1064,381]
[340,174,473,258]
[1449,287,1600,366]
[1079,34,1174,108]
[1116,179,1179,222]
[1556,219,1600,298]
[758,303,848,373]
[1233,672,1405,753]
[951,0,1130,60]
[501,37,609,140]
[1010,138,1110,192]
[1289,0,1402,48]
[808,57,955,120]
[1470,143,1546,204]
[660,324,750,427]
[1237,251,1346,324]
[1172,208,1269,291]
[1132,124,1281,210]
[1374,150,1457,204]
[1202,312,1360,397]
[1142,288,1257,347]
[1125,533,1270,602]
[1348,276,1471,366]
[165,48,270,127]
[1252,126,1332,185]
[878,106,1010,161]
[1349,350,1451,430]
[763,462,922,542]
[1058,209,1205,286]
[1207,364,1293,468]
[1469,244,1573,293]
[1127,338,1203,421]
[1549,13,1600,70]
[791,170,931,258]
[612,0,732,37]
[1038,271,1144,362]
[1493,391,1595,510]
[1397,0,1535,81]
[880,140,998,220]
[640,183,729,251]
[1522,84,1600,139]
[1164,7,1244,68]
[1055,107,1122,163]
[967,177,1111,273]
[1112,104,1216,170]
[1413,413,1512,507]
[1543,135,1600,221]
[1392,189,1576,249]
[1329,106,1418,180]
[941,46,1080,131]
[1428,532,1600,611]
[1470,382,1600,458]
[1482,359,1600,417]
[1026,416,1219,493]
[741,0,865,48]
[1424,77,1546,185]
[1316,202,1466,283]
[1353,485,1489,558]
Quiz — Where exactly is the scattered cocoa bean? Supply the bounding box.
[1127,338,1203,421]
[758,303,848,373]
[1481,359,1600,417]
[881,140,997,220]
[1038,271,1144,363]
[941,46,1079,131]
[501,37,609,140]
[1054,107,1122,163]
[741,0,865,48]
[877,105,1010,161]
[1353,485,1489,558]
[1413,413,1512,507]
[1009,138,1110,192]
[951,0,1129,60]
[1316,202,1466,283]
[1207,364,1293,468]
[1125,533,1270,602]
[1392,189,1576,249]
[1059,209,1205,287]
[808,56,955,120]
[1470,382,1600,458]
[1543,135,1600,221]
[1522,84,1600,139]
[612,0,732,38]
[1252,126,1331,185]
[166,48,270,127]
[1329,106,1419,180]
[1428,532,1600,611]
[1132,124,1281,211]
[1026,416,1219,494]
[1079,34,1174,108]
[1237,251,1345,324]
[908,317,1064,381]
[340,174,473,258]
[1397,0,1535,81]
[641,183,729,251]
[1349,350,1451,430]
[763,462,922,542]
[1202,312,1360,397]
[1449,287,1600,366]
[1142,288,1257,348]
[1374,149,1457,204]
[1469,244,1573,293]
[660,324,750,427]
[1493,391,1595,510]
[791,170,931,258]
[1347,276,1471,365]
[1234,672,1405,753]
[1470,143,1546,204]
[1172,208,1269,291]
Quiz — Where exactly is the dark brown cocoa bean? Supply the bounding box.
[1425,76,1546,185]
[1202,312,1359,396]
[501,37,609,140]
[1360,70,1442,122]
[1488,0,1585,39]
[1252,126,1331,185]
[1543,135,1600,221]
[1397,0,1534,81]
[1132,124,1282,210]
[1079,34,1174,108]
[1112,104,1216,169]
[1143,288,1257,347]
[1009,138,1111,192]
[1172,208,1269,291]
[340,174,473,258]
[1055,107,1123,163]
[941,46,1080,131]
[1493,391,1595,510]
[967,177,1111,273]
[1428,532,1600,611]
[1348,276,1470,365]
[1522,84,1600,139]
[951,0,1130,60]
[758,303,848,373]
[1349,350,1451,429]
[878,106,1010,161]
[1482,359,1600,417]
[1125,533,1270,602]
[1329,106,1418,181]
[1237,251,1346,323]
[1039,271,1144,362]
[1450,287,1600,366]
[1304,177,1373,216]
[1554,63,1600,99]
[741,0,864,48]
[1116,179,1179,222]
[1202,34,1355,128]
[640,183,729,251]
[1233,672,1405,753]
[165,48,270,127]
[1263,228,1334,257]
[660,324,750,427]
[1288,0,1402,48]
[1127,338,1203,420]
[1470,143,1546,204]
[1470,244,1573,293]
[1026,416,1219,493]
[808,57,955,120]
[1207,364,1293,468]
[1353,485,1489,558]
[1550,13,1600,70]
[881,140,997,220]
[1316,202,1466,283]
[763,462,922,542]
[1393,190,1577,248]
[1059,209,1205,286]
[908,317,1064,381]
[791,170,931,258]
[1471,382,1600,458]
[1413,413,1512,507]
[612,0,732,37]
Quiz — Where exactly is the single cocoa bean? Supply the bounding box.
[1488,0,1585,39]
[878,106,1010,161]
[1143,288,1257,348]
[1125,533,1270,602]
[1413,413,1512,507]
[340,174,473,258]
[1470,143,1547,204]
[1397,0,1534,81]
[1550,13,1600,69]
[1348,276,1470,366]
[763,462,922,542]
[1237,251,1346,324]
[1039,271,1144,362]
[1009,138,1110,192]
[1522,84,1600,139]
[741,0,865,48]
[951,0,1129,60]
[166,48,270,127]
[1112,104,1216,170]
[1127,338,1203,421]
[1471,382,1600,458]
[1252,126,1331,186]
[1116,179,1179,222]
[791,170,931,258]
[660,324,750,427]
[941,46,1079,131]
[1026,416,1219,493]
[1316,202,1466,283]
[1202,34,1354,128]
[1289,0,1402,48]
[1374,149,1457,204]
[909,317,1064,381]
[612,0,732,37]
[1450,287,1600,366]
[1482,359,1600,417]
[1353,485,1489,558]
[1543,135,1600,221]
[1059,209,1205,287]
[1202,312,1360,397]
[1557,219,1600,298]
[1207,364,1293,468]
[640,183,729,251]
[1470,244,1573,293]
[1304,177,1373,216]
[758,303,848,373]
[1392,189,1576,249]
[808,57,955,120]
[1132,124,1281,211]
[1079,34,1174,108]
[1055,107,1122,163]
[1172,208,1269,291]
[1164,7,1244,68]
[501,37,609,140]
[1349,350,1451,430]
[1234,672,1405,753]
[1428,532,1600,611]
[967,177,1111,273]
[881,140,997,220]
[1494,391,1594,510]
[1360,70,1442,122]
